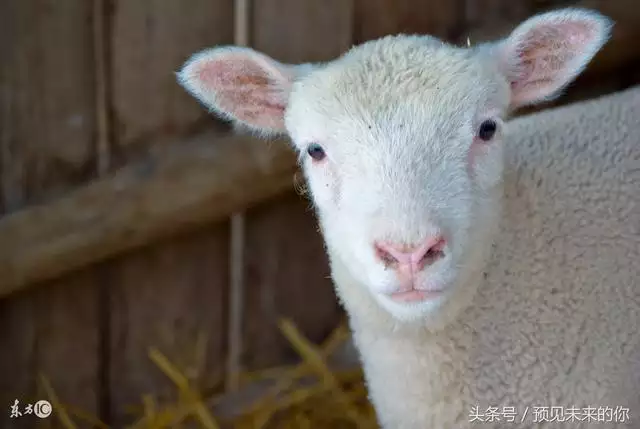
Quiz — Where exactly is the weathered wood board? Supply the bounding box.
[106,224,230,426]
[110,0,235,163]
[0,0,97,213]
[0,3,101,428]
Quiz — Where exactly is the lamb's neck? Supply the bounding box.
[331,259,475,428]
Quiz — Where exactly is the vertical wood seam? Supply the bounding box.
[0,47,22,213]
[226,0,250,392]
[94,0,112,176]
[93,0,113,423]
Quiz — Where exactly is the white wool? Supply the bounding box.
[177,8,638,428]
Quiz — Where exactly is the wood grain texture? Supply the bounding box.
[238,0,354,371]
[0,270,100,429]
[579,0,640,77]
[105,225,229,426]
[0,289,37,429]
[0,131,297,297]
[0,0,97,214]
[354,0,463,43]
[242,192,342,369]
[111,0,234,161]
[252,0,354,63]
[0,2,101,428]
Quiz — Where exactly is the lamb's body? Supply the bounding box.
[177,8,639,429]
[337,86,640,428]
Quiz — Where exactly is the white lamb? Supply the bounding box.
[178,8,640,428]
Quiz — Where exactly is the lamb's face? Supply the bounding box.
[177,8,611,323]
[285,37,509,320]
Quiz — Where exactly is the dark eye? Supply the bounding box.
[478,119,497,141]
[307,143,326,161]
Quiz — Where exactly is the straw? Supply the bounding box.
[39,374,78,429]
[45,320,377,429]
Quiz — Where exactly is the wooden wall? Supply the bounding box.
[1,0,639,427]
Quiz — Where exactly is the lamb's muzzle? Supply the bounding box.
[374,236,447,302]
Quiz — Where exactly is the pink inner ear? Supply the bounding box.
[194,56,289,129]
[510,21,597,104]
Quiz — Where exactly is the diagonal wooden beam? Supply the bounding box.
[0,131,299,297]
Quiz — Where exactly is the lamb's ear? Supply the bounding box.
[492,8,612,109]
[177,46,309,136]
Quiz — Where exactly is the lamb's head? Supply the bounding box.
[178,9,611,323]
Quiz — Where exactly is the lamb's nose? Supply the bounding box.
[374,235,446,271]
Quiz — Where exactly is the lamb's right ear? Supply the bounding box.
[177,46,307,136]
[488,8,613,110]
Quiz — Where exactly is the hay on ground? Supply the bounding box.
[43,319,377,428]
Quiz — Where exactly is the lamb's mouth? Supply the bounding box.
[389,289,444,303]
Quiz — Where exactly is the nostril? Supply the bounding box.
[374,242,399,268]
[414,236,446,269]
[417,238,446,269]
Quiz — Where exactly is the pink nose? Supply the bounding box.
[374,235,446,271]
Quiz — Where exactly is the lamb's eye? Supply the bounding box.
[478,119,497,141]
[307,143,326,161]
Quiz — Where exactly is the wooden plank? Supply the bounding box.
[101,4,236,423]
[0,0,97,213]
[111,0,234,161]
[107,224,229,426]
[0,289,36,429]
[353,0,462,43]
[243,192,343,369]
[108,4,237,414]
[0,269,100,429]
[578,0,640,77]
[252,0,354,63]
[0,2,101,428]
[237,0,353,371]
[0,131,297,298]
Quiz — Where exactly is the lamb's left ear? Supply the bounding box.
[492,8,613,109]
[177,46,312,135]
